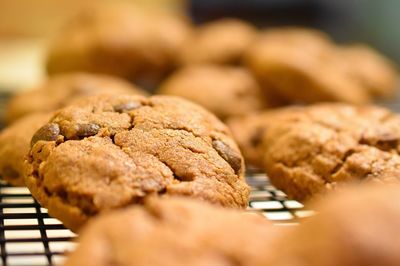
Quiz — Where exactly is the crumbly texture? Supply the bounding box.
[46,4,192,86]
[24,94,248,232]
[158,65,268,120]
[63,197,277,266]
[263,103,400,201]
[337,44,398,98]
[0,113,52,186]
[268,184,400,266]
[244,28,371,104]
[227,106,305,167]
[178,18,257,65]
[5,73,146,124]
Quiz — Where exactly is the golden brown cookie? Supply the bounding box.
[268,183,400,266]
[257,27,334,53]
[227,106,305,167]
[46,4,192,86]
[5,73,146,124]
[157,65,267,120]
[25,94,248,232]
[244,28,371,104]
[338,44,398,98]
[263,103,400,201]
[0,113,52,186]
[63,197,277,266]
[179,18,257,65]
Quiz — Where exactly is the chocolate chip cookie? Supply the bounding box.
[25,94,248,231]
[157,65,267,120]
[338,44,398,98]
[178,18,257,65]
[5,73,146,124]
[63,196,276,266]
[268,183,400,266]
[0,113,52,186]
[244,28,371,104]
[227,106,305,167]
[263,103,400,201]
[46,4,192,87]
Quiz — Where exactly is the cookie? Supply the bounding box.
[263,103,400,201]
[46,4,192,87]
[178,18,257,65]
[244,28,371,104]
[157,65,267,120]
[63,196,276,266]
[5,73,146,124]
[268,183,400,266]
[257,27,334,53]
[338,44,398,98]
[227,106,305,167]
[25,94,248,231]
[0,113,52,186]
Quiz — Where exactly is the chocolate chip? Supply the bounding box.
[31,123,60,147]
[114,102,141,113]
[76,123,100,138]
[212,140,242,174]
[360,133,399,151]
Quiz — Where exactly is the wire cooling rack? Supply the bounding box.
[0,89,398,266]
[0,169,312,266]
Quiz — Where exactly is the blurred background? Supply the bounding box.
[0,0,399,89]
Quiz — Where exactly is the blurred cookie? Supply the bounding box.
[245,28,371,104]
[5,73,145,124]
[25,94,248,231]
[227,106,304,167]
[179,18,257,65]
[263,103,400,201]
[63,197,276,266]
[338,44,398,98]
[257,27,334,52]
[46,4,192,87]
[269,183,400,266]
[0,113,52,186]
[158,65,267,120]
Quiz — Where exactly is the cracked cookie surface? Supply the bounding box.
[25,94,248,231]
[262,103,400,202]
[5,73,146,124]
[64,197,276,266]
[0,113,52,186]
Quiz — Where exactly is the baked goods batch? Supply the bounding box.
[0,2,399,265]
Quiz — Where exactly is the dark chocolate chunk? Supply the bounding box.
[114,102,141,113]
[212,140,242,174]
[76,123,100,138]
[31,123,60,147]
